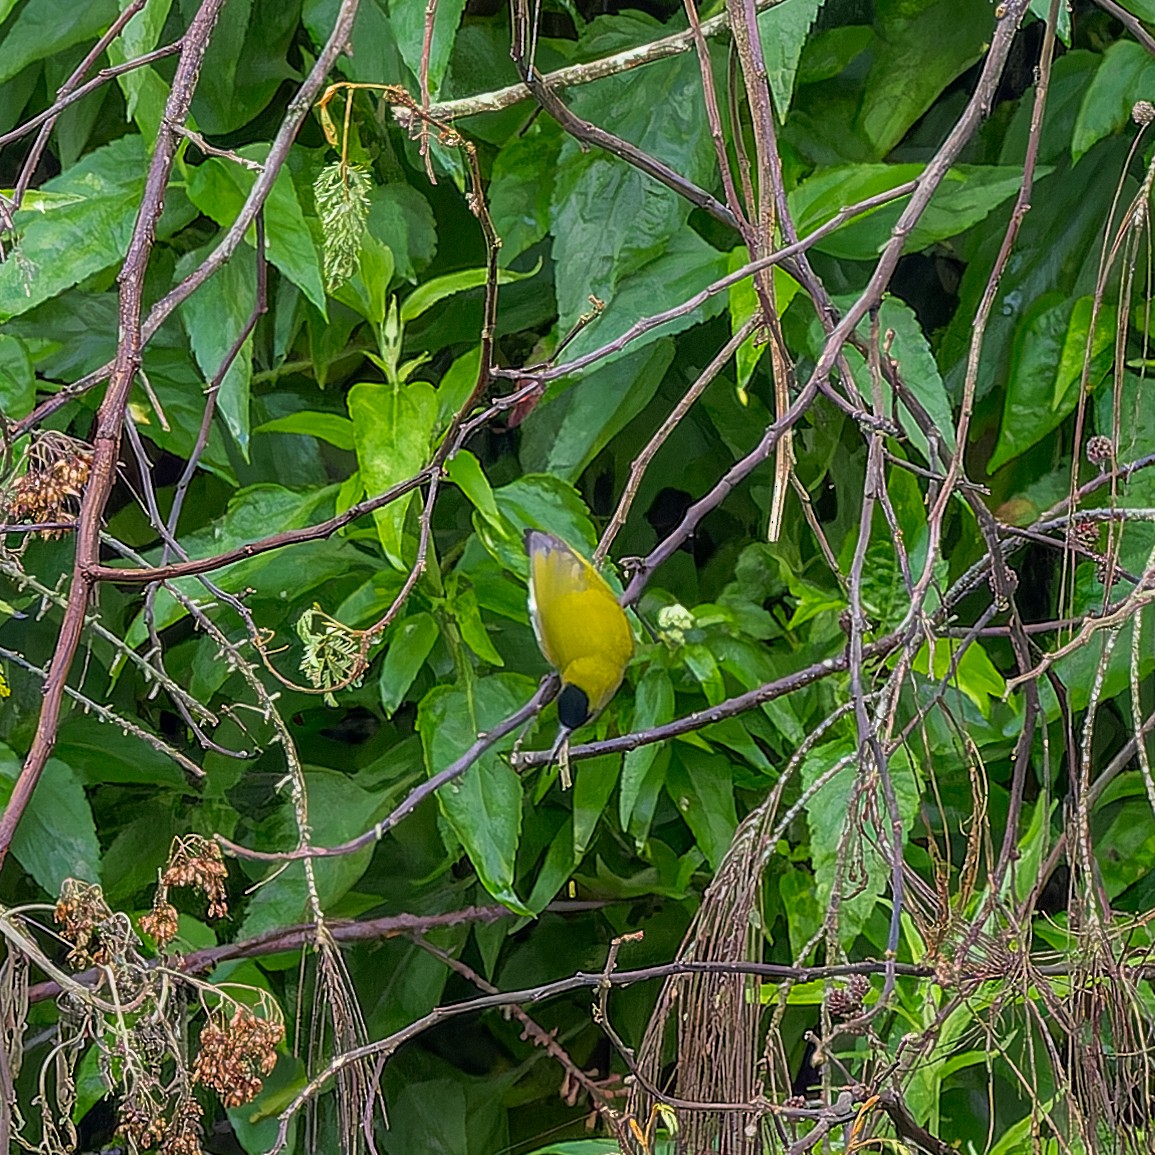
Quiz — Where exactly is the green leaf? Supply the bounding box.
[728,252,800,398]
[0,0,116,85]
[620,666,674,840]
[186,149,327,315]
[348,379,438,567]
[1072,40,1155,161]
[940,137,1128,406]
[0,136,146,320]
[379,612,439,715]
[856,0,991,159]
[914,638,1007,717]
[489,475,599,576]
[550,48,712,335]
[451,585,504,666]
[810,294,955,461]
[0,744,101,894]
[573,754,620,857]
[332,233,394,326]
[0,333,34,419]
[368,183,436,283]
[1027,0,1070,44]
[417,675,535,913]
[490,121,562,266]
[54,714,187,788]
[386,0,466,98]
[989,293,1115,472]
[519,339,675,483]
[123,484,362,643]
[185,0,300,134]
[562,226,729,364]
[177,243,256,457]
[446,450,504,534]
[400,264,535,325]
[666,748,737,871]
[107,0,174,138]
[255,411,355,450]
[789,163,1041,262]
[758,0,824,120]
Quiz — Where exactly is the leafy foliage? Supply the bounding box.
[2,0,1155,1153]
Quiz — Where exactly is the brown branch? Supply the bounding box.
[25,901,606,1006]
[397,0,788,122]
[0,0,228,872]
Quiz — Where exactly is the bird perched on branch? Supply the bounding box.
[525,529,633,786]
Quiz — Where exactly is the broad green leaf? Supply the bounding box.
[796,24,874,85]
[400,264,535,324]
[810,294,955,461]
[789,164,1044,262]
[255,411,355,450]
[0,136,146,320]
[0,0,116,85]
[573,754,620,857]
[178,243,256,457]
[520,1141,622,1154]
[386,0,466,98]
[123,484,360,643]
[417,675,535,913]
[913,639,1007,717]
[184,0,300,134]
[551,47,712,336]
[348,379,438,567]
[666,748,737,871]
[1072,40,1155,161]
[0,333,34,418]
[303,0,403,84]
[368,183,436,283]
[54,714,187,788]
[107,0,174,138]
[446,450,504,534]
[0,744,101,894]
[620,666,674,839]
[989,293,1115,472]
[519,339,674,483]
[856,0,990,159]
[451,585,504,666]
[379,612,439,715]
[1027,0,1070,43]
[941,138,1128,406]
[488,475,598,576]
[758,0,824,120]
[333,233,393,326]
[490,121,562,266]
[186,149,327,315]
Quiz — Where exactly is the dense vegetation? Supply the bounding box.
[3,0,1155,1151]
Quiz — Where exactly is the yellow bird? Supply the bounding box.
[525,530,633,780]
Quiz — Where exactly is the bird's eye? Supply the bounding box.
[557,684,591,730]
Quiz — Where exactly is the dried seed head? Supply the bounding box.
[1133,101,1155,126]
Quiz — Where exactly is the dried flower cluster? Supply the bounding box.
[1,431,92,536]
[141,837,230,948]
[192,1005,284,1108]
[118,1092,203,1154]
[54,878,128,967]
